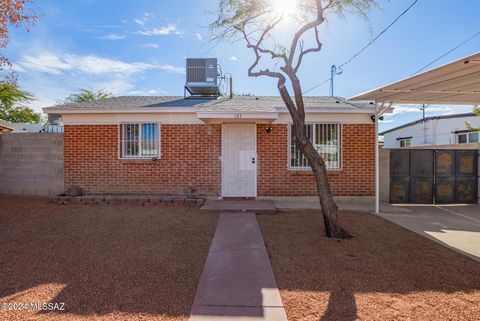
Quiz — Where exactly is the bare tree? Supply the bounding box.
[210,0,376,238]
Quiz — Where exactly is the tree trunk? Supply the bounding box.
[293,120,352,239]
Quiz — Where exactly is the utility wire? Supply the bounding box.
[303,77,331,95]
[413,30,480,75]
[304,0,419,95]
[338,0,419,69]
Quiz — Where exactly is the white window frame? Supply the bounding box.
[456,131,479,144]
[118,123,161,160]
[399,138,412,148]
[288,123,342,171]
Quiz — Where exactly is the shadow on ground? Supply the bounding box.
[258,210,480,321]
[0,197,219,321]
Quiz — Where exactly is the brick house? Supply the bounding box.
[43,96,376,199]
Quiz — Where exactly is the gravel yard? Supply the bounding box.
[258,210,480,321]
[0,197,218,321]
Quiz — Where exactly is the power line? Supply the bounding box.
[338,0,419,69]
[413,30,480,75]
[304,0,419,95]
[303,77,331,95]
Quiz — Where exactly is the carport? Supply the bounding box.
[351,52,480,213]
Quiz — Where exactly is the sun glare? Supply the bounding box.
[269,0,300,19]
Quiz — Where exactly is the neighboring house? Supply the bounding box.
[381,113,480,148]
[0,121,13,133]
[43,95,379,199]
[0,120,43,133]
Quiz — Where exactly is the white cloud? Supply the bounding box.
[19,52,72,75]
[138,24,182,36]
[229,56,239,61]
[140,43,160,49]
[11,63,26,72]
[69,55,155,75]
[195,33,202,41]
[386,104,455,116]
[100,34,126,40]
[96,78,134,95]
[15,50,184,110]
[133,13,154,27]
[159,64,185,74]
[17,51,157,75]
[133,19,145,26]
[128,89,164,95]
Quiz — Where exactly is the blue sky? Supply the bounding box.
[5,0,479,131]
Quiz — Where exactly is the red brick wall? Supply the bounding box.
[64,123,374,197]
[257,124,375,196]
[64,124,221,196]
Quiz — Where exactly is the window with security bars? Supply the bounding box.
[289,123,341,170]
[119,123,160,159]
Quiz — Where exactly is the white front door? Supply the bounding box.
[221,124,257,197]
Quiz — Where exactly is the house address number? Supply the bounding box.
[234,114,242,119]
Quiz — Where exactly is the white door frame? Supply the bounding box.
[221,124,257,198]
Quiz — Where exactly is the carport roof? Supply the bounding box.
[350,52,480,105]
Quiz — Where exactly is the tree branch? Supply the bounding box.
[236,20,287,79]
[287,0,325,67]
[294,27,322,73]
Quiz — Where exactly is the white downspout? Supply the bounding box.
[374,102,380,214]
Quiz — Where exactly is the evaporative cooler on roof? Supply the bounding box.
[185,58,219,98]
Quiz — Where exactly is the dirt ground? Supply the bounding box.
[0,196,219,321]
[258,210,480,321]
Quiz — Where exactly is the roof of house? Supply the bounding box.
[0,120,14,130]
[0,120,42,132]
[380,112,476,135]
[43,96,377,113]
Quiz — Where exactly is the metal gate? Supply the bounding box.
[390,149,478,204]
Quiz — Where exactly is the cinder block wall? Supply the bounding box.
[256,124,376,196]
[0,133,64,195]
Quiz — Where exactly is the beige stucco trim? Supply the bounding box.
[275,112,373,124]
[62,111,374,125]
[62,113,204,125]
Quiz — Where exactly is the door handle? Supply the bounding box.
[251,157,256,164]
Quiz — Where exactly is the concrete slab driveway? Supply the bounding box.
[380,205,480,262]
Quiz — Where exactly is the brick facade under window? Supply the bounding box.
[64,124,222,196]
[64,123,375,196]
[256,124,375,196]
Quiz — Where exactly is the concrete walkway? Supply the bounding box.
[189,212,287,321]
[380,204,480,262]
[269,197,411,214]
[201,200,277,214]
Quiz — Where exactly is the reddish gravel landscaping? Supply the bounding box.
[0,196,218,321]
[258,210,480,321]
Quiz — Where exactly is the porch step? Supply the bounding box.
[201,200,277,214]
